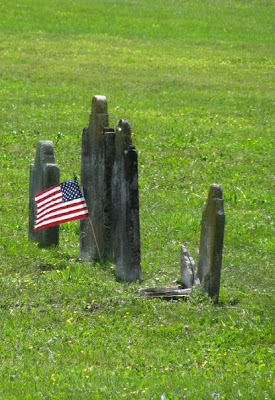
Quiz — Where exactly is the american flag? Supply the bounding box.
[34,179,89,231]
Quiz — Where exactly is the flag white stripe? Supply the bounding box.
[35,210,89,229]
[35,186,60,202]
[37,198,87,219]
[36,202,88,224]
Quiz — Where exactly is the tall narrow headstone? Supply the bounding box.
[80,95,109,261]
[29,140,60,247]
[103,127,116,258]
[112,119,141,282]
[198,184,225,299]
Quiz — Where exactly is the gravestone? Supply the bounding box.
[112,119,141,282]
[80,95,109,261]
[198,184,225,299]
[29,140,60,247]
[79,96,141,282]
[102,127,116,257]
[180,244,198,288]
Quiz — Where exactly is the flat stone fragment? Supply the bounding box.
[198,184,225,299]
[139,286,192,299]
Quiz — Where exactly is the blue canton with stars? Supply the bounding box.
[60,179,83,202]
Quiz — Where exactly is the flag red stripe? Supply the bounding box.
[34,212,89,231]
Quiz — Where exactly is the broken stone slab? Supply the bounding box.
[139,286,192,299]
[198,184,225,299]
[180,244,199,288]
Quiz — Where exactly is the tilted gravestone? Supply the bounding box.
[80,95,109,261]
[112,119,141,282]
[198,184,225,299]
[29,140,60,247]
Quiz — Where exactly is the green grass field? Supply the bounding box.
[1,0,274,398]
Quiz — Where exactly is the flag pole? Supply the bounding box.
[74,172,103,265]
[88,216,103,265]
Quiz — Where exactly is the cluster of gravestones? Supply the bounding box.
[29,95,225,299]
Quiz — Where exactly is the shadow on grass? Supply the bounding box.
[39,263,67,272]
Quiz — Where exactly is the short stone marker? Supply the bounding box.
[29,140,60,247]
[198,184,225,299]
[180,244,198,288]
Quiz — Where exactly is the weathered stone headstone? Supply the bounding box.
[180,244,197,288]
[112,119,141,282]
[198,184,225,299]
[103,127,116,256]
[79,96,141,281]
[29,140,60,247]
[80,95,109,261]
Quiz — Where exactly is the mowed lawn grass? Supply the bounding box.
[0,0,274,399]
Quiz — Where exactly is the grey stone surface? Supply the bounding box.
[103,127,116,258]
[139,287,191,299]
[80,95,109,261]
[79,96,141,281]
[29,140,59,247]
[112,119,141,282]
[180,244,197,288]
[198,184,225,299]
